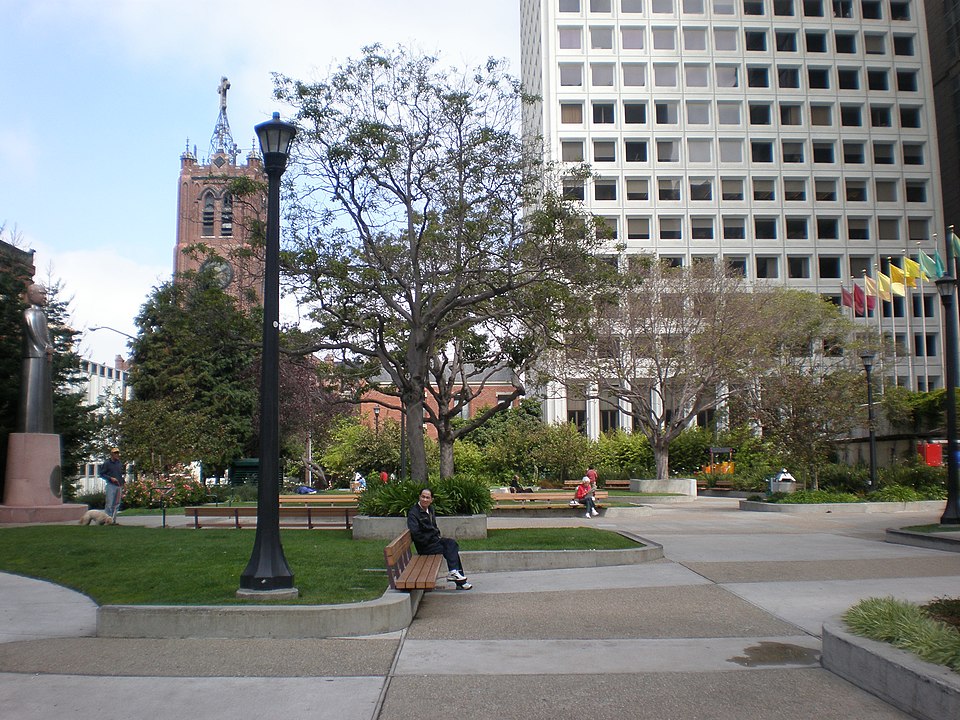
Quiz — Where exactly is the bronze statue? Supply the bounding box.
[18,284,55,434]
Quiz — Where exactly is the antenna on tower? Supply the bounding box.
[209,76,236,164]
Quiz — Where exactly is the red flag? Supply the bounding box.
[841,286,854,310]
[853,282,871,314]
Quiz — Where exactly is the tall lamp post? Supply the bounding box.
[374,405,380,436]
[239,113,299,596]
[935,274,960,524]
[859,350,877,489]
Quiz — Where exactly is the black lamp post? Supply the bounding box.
[859,350,877,489]
[239,113,299,595]
[374,405,380,436]
[935,274,960,524]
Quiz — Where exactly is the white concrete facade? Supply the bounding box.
[521,0,946,434]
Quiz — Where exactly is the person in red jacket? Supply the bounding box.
[575,476,598,518]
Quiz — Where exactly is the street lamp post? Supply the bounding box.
[374,405,380,436]
[239,113,299,596]
[935,275,960,524]
[859,350,877,489]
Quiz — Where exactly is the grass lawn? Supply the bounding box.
[0,525,638,606]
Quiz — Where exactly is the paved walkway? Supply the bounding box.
[1,498,959,719]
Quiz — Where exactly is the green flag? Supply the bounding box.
[919,249,944,279]
[951,231,960,259]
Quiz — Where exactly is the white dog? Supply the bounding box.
[79,509,114,526]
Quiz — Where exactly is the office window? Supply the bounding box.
[806,31,828,52]
[838,68,860,89]
[715,65,739,87]
[786,218,808,239]
[817,218,839,239]
[685,64,709,86]
[756,256,780,278]
[559,28,583,49]
[690,178,713,200]
[560,64,583,86]
[621,27,645,49]
[691,217,714,239]
[714,0,736,12]
[561,103,584,123]
[753,178,776,200]
[819,256,842,279]
[788,255,810,278]
[890,1,909,20]
[849,218,872,239]
[591,63,615,86]
[900,106,922,128]
[840,104,862,126]
[875,179,898,201]
[654,64,678,86]
[651,0,674,11]
[747,67,770,87]
[560,0,581,10]
[832,0,853,17]
[660,218,683,240]
[755,218,777,239]
[591,0,613,10]
[751,141,774,162]
[870,106,892,127]
[626,178,650,199]
[653,27,677,49]
[893,35,915,55]
[864,34,885,54]
[776,31,797,51]
[726,256,748,276]
[861,0,882,18]
[723,218,746,239]
[780,104,802,125]
[782,141,804,162]
[784,178,806,200]
[624,102,647,123]
[745,30,767,51]
[594,140,616,161]
[777,67,800,88]
[627,217,651,239]
[749,103,772,125]
[657,140,680,162]
[843,141,865,163]
[658,178,682,200]
[719,139,743,162]
[873,142,895,164]
[624,140,648,161]
[687,101,711,124]
[721,178,744,199]
[845,179,867,201]
[897,70,918,92]
[563,179,585,200]
[621,0,644,10]
[905,180,926,202]
[835,33,856,53]
[684,0,706,11]
[714,28,737,50]
[808,68,830,88]
[688,139,712,161]
[908,218,929,241]
[815,178,837,200]
[595,180,617,200]
[774,0,794,13]
[655,101,679,124]
[622,63,647,86]
[743,0,765,14]
[812,141,835,163]
[803,0,824,13]
[591,27,614,49]
[593,102,615,123]
[561,141,584,161]
[810,105,832,125]
[902,143,924,164]
[867,69,888,90]
[717,102,741,124]
[683,27,707,50]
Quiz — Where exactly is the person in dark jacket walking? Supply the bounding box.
[99,447,125,521]
[406,487,472,590]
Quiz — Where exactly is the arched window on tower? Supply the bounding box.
[202,193,215,236]
[221,193,233,237]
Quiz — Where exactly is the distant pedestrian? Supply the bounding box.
[576,475,599,518]
[586,465,598,488]
[380,469,389,484]
[99,447,125,521]
[407,488,472,590]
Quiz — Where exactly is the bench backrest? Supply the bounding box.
[490,490,609,502]
[383,530,413,590]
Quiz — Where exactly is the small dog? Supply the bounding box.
[79,509,114,526]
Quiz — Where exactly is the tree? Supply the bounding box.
[561,257,771,479]
[123,272,260,477]
[277,45,602,481]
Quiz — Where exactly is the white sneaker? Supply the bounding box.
[591,509,599,516]
[585,512,591,518]
[457,581,473,590]
[447,569,467,582]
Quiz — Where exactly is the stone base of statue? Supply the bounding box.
[0,433,87,524]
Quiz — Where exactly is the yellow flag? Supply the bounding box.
[902,257,921,287]
[864,274,881,300]
[878,271,902,299]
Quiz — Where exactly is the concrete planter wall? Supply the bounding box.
[352,514,487,540]
[740,500,947,514]
[630,478,697,496]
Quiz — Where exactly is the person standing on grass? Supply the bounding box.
[406,488,472,590]
[99,447,125,521]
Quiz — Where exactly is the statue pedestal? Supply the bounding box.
[0,433,86,524]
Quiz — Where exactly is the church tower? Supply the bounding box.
[174,77,266,310]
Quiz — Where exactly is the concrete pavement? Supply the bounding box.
[1,498,959,719]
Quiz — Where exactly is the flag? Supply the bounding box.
[952,231,960,259]
[879,271,904,298]
[919,249,944,279]
[902,257,921,287]
[840,286,854,310]
[864,274,884,303]
[853,282,867,315]
[889,263,909,295]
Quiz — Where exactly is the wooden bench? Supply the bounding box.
[278,494,358,505]
[710,479,734,492]
[184,505,357,529]
[383,530,443,591]
[491,490,608,510]
[603,479,630,490]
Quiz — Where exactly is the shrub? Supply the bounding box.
[122,475,209,508]
[357,476,493,517]
[869,484,923,502]
[775,489,861,504]
[76,491,105,509]
[818,463,870,494]
[880,459,946,491]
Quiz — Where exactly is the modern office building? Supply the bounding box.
[521,0,946,434]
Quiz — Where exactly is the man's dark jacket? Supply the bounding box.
[406,502,443,554]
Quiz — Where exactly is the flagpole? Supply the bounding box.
[880,263,898,387]
[865,270,885,392]
[892,256,916,389]
[916,244,930,390]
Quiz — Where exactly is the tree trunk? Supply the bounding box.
[654,439,670,480]
[438,426,455,479]
[404,401,428,483]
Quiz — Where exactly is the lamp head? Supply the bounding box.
[936,275,957,299]
[255,112,297,167]
[859,349,876,370]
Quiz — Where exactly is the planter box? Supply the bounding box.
[740,500,947,514]
[352,514,487,540]
[630,478,697,496]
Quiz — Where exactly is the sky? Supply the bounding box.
[1,0,521,365]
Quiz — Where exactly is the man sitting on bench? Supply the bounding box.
[407,487,472,590]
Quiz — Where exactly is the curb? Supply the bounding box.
[739,500,947,514]
[463,531,663,571]
[885,528,960,553]
[821,620,960,720]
